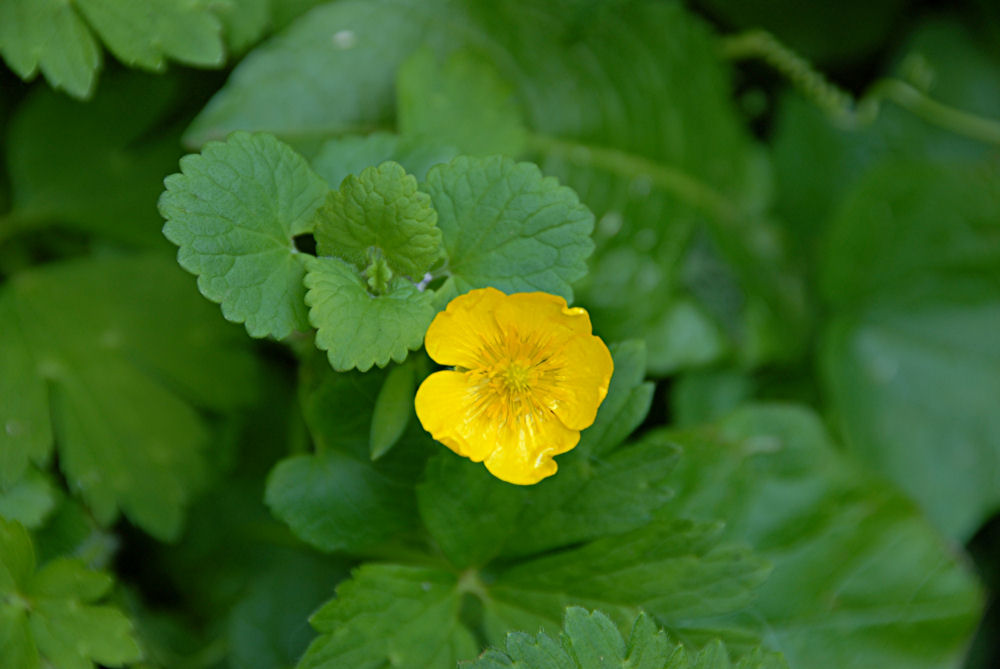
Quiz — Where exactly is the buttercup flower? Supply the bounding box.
[415,287,614,485]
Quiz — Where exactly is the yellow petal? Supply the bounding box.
[544,333,614,430]
[424,287,506,368]
[414,369,580,485]
[483,410,580,485]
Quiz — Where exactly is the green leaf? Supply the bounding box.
[665,405,984,669]
[210,0,270,54]
[0,518,142,669]
[314,161,443,279]
[397,48,527,156]
[74,0,224,70]
[227,553,348,669]
[821,161,1000,539]
[0,255,259,540]
[0,0,100,98]
[266,364,428,553]
[304,256,436,372]
[0,0,224,99]
[470,608,789,669]
[265,451,418,554]
[0,468,57,529]
[423,155,594,301]
[299,564,478,669]
[370,362,416,460]
[160,131,330,339]
[311,133,459,188]
[6,71,188,248]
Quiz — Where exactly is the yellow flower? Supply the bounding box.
[415,287,613,485]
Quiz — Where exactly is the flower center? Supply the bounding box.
[498,360,534,393]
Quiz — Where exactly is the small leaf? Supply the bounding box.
[0,468,57,529]
[314,161,443,278]
[423,155,594,302]
[160,131,330,339]
[304,256,436,372]
[370,362,416,460]
[397,48,527,155]
[0,518,142,669]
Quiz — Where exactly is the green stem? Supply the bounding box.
[720,29,1000,146]
[526,133,739,222]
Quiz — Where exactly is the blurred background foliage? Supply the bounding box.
[1,0,999,667]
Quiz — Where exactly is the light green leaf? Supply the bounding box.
[424,155,594,301]
[304,256,436,371]
[821,161,1000,539]
[665,405,984,669]
[0,0,100,98]
[0,255,258,540]
[370,362,416,460]
[160,131,330,339]
[470,608,788,669]
[0,0,224,99]
[299,564,478,669]
[6,71,187,248]
[0,518,142,669]
[311,133,459,189]
[314,161,442,279]
[0,468,57,529]
[397,48,527,156]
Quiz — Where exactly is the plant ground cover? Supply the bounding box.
[1,1,999,668]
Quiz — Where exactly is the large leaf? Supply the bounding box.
[665,405,984,669]
[820,161,1000,539]
[0,255,258,540]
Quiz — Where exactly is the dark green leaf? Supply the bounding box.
[370,362,416,460]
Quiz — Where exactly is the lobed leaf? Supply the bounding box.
[423,155,594,302]
[160,131,330,339]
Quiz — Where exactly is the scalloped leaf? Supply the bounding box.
[423,155,594,301]
[160,131,330,339]
[314,161,442,279]
[304,256,436,371]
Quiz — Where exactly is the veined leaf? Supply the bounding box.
[160,131,330,339]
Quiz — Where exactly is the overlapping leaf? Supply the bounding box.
[186,0,805,373]
[0,255,258,539]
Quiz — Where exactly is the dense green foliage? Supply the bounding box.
[1,1,998,668]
